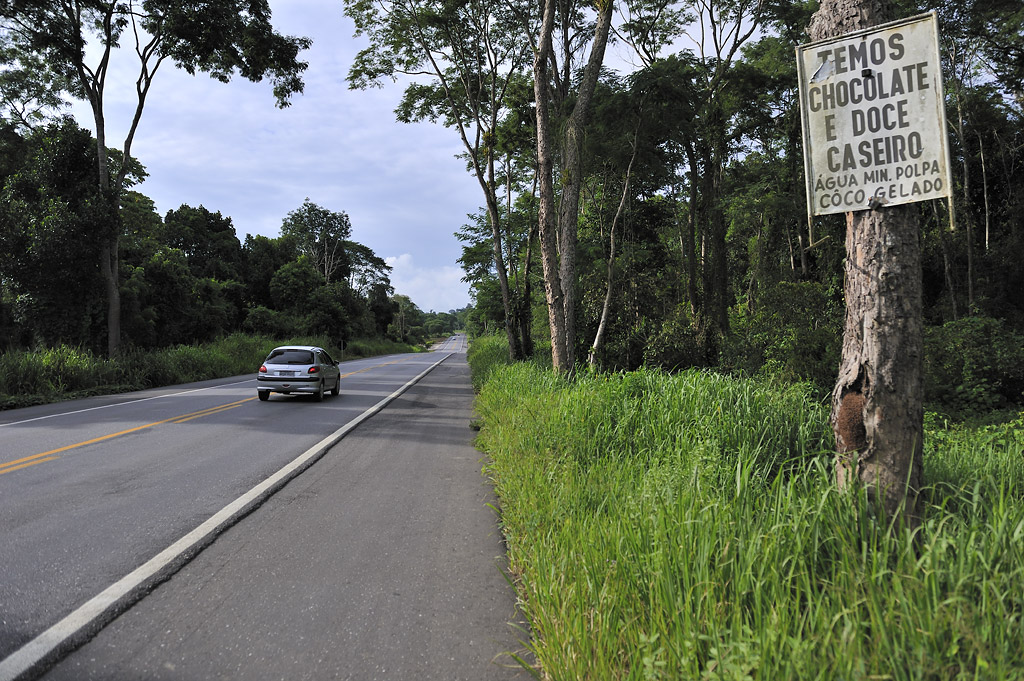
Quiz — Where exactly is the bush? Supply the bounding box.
[642,304,705,370]
[924,316,1024,413]
[0,333,329,409]
[243,306,300,338]
[0,345,123,397]
[344,337,420,358]
[723,281,842,393]
[467,334,513,392]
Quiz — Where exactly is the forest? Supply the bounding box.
[0,2,466,359]
[0,122,465,350]
[1,0,1022,417]
[346,0,1024,417]
[2,2,1022,674]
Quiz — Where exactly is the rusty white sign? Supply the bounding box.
[796,12,951,216]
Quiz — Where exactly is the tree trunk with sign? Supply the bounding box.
[809,0,924,526]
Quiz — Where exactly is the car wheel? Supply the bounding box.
[315,380,324,402]
[331,378,340,396]
[258,391,269,402]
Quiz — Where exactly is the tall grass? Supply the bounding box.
[0,334,419,410]
[467,333,515,391]
[476,362,1024,680]
[344,336,423,359]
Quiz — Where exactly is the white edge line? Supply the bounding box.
[0,380,254,428]
[0,354,410,428]
[0,353,452,681]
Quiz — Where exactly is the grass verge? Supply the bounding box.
[0,334,420,410]
[474,358,1024,680]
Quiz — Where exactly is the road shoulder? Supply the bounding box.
[43,352,532,681]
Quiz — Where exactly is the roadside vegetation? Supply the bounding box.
[0,334,421,411]
[469,335,1024,680]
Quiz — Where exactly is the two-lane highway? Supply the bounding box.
[433,335,468,353]
[0,350,456,678]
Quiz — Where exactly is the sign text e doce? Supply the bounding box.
[797,12,951,216]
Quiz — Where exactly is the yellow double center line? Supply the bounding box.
[338,356,411,379]
[0,398,256,477]
[0,356,419,477]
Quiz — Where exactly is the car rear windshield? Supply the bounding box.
[266,349,315,365]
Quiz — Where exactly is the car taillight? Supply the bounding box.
[308,366,319,374]
[259,365,267,373]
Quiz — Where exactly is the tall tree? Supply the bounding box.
[679,0,764,352]
[241,232,297,310]
[344,240,392,296]
[0,0,310,356]
[346,0,537,360]
[280,199,352,285]
[586,124,640,367]
[533,0,614,371]
[0,120,119,346]
[162,204,242,281]
[808,0,924,525]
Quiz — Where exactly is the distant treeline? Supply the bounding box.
[0,120,469,355]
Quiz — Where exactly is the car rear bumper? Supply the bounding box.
[257,377,320,393]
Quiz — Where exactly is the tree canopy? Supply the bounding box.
[0,0,311,355]
[0,0,1020,419]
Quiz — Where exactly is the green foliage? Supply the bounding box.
[346,241,393,295]
[0,119,112,348]
[477,365,1024,680]
[120,191,164,263]
[1,1,311,109]
[0,334,268,409]
[924,316,1024,414]
[478,363,830,490]
[0,41,69,129]
[344,337,421,358]
[240,233,297,308]
[388,293,426,344]
[0,131,395,354]
[0,332,421,410]
[924,411,1024,497]
[243,305,299,338]
[642,304,704,370]
[152,1,311,107]
[305,282,366,342]
[162,204,242,281]
[280,199,352,284]
[0,345,120,399]
[269,255,321,309]
[466,334,514,392]
[578,195,686,371]
[722,281,843,394]
[120,248,238,348]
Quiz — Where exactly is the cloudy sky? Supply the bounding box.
[70,0,483,313]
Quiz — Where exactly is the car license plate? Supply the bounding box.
[278,370,295,377]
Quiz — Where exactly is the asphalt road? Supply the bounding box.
[0,337,530,680]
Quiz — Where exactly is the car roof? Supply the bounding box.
[269,345,322,352]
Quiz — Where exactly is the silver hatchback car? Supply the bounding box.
[257,346,341,402]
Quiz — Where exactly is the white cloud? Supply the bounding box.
[69,0,481,313]
[386,254,469,313]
